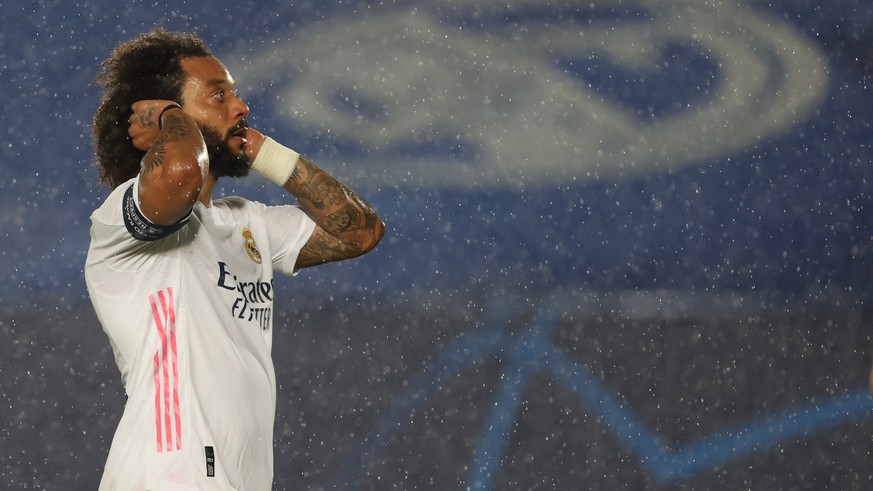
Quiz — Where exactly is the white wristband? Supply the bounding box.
[250,137,300,185]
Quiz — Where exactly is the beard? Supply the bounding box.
[198,120,251,179]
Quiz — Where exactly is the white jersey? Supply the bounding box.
[85,177,315,491]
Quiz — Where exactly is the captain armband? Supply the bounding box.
[250,137,300,186]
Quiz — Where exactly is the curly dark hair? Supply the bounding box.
[92,28,211,189]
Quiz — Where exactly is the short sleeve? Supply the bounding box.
[261,204,316,275]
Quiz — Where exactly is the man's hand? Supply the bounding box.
[128,100,180,151]
[131,100,208,226]
[242,127,267,163]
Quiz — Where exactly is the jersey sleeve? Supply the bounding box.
[261,204,316,276]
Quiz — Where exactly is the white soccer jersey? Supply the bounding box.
[85,177,315,491]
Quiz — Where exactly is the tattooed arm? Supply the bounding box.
[128,100,208,225]
[285,155,385,268]
[243,129,385,269]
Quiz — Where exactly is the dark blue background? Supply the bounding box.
[1,0,871,306]
[1,1,872,489]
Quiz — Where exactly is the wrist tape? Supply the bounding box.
[250,137,300,186]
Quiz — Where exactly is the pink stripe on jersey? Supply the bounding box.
[166,289,182,451]
[153,352,162,452]
[150,287,181,452]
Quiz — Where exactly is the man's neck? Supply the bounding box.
[198,175,217,207]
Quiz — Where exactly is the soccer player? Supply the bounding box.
[85,29,385,490]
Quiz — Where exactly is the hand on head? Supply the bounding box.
[128,100,181,151]
[128,99,267,166]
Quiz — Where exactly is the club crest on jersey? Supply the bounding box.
[242,228,262,264]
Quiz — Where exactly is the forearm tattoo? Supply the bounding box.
[140,114,197,173]
[141,143,167,173]
[288,157,383,263]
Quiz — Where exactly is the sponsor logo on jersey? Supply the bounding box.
[242,228,262,264]
[217,261,273,331]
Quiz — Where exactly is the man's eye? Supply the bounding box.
[213,90,225,100]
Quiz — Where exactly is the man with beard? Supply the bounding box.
[85,29,384,490]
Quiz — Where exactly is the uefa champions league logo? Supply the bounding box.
[231,0,829,189]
